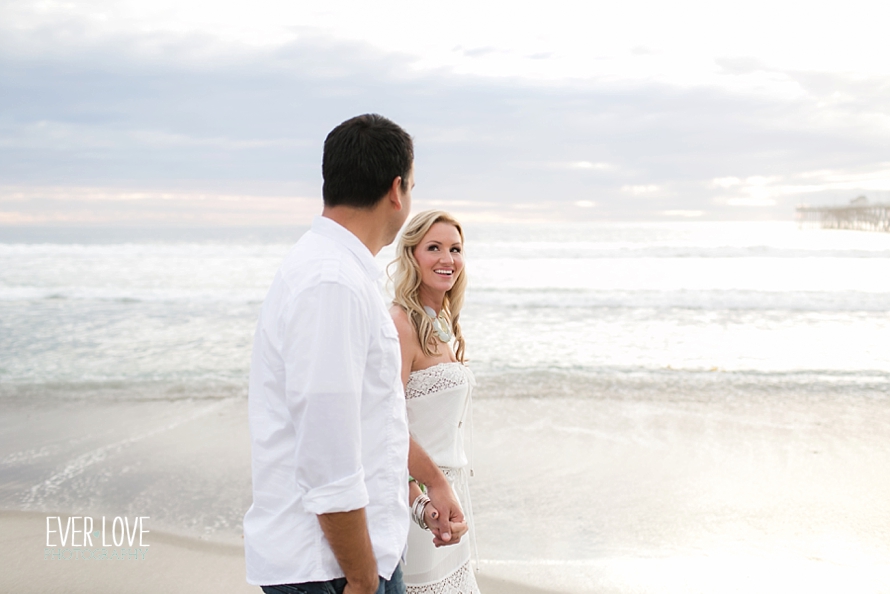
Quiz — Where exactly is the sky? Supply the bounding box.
[1,0,890,225]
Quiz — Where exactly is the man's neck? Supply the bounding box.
[321,205,389,255]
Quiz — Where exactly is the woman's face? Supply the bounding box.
[413,222,464,296]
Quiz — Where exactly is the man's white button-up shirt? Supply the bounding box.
[244,215,410,586]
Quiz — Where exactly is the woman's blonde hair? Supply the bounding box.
[389,210,467,363]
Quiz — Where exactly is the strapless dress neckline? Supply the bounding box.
[406,362,473,401]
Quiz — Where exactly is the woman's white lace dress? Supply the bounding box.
[404,362,480,594]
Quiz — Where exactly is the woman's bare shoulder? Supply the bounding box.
[389,304,416,337]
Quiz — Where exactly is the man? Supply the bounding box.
[244,114,465,594]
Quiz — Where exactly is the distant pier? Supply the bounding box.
[796,196,890,232]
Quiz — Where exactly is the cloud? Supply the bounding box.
[661,210,704,217]
[1,9,890,224]
[715,57,769,75]
[461,47,498,58]
[621,185,661,195]
[711,177,741,188]
[708,167,890,210]
[725,197,777,207]
[571,161,613,171]
[0,185,320,225]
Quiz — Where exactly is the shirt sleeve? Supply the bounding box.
[282,279,371,515]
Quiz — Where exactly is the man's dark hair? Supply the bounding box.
[322,114,414,209]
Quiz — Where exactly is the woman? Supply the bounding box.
[390,210,480,594]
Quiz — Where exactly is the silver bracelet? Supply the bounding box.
[411,493,431,530]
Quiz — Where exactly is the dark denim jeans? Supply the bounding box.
[261,566,405,594]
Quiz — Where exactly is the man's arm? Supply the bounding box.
[318,510,379,594]
[284,283,377,582]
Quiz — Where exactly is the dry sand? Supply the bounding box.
[0,511,552,594]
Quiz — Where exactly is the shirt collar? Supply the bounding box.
[311,215,383,280]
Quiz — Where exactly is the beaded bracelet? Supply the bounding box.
[408,476,427,494]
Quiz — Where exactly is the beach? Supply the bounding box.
[3,375,890,592]
[0,391,562,594]
[2,221,890,592]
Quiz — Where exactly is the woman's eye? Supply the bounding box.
[451,247,462,253]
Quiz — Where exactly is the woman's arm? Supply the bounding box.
[408,440,467,546]
[390,305,467,547]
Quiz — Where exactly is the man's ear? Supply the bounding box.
[388,176,405,211]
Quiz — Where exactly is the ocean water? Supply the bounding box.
[2,221,889,396]
[2,221,890,593]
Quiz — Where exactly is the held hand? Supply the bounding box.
[425,484,467,547]
[432,519,467,547]
[421,502,465,547]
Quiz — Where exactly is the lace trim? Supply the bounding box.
[406,363,467,400]
[439,466,461,481]
[405,561,480,594]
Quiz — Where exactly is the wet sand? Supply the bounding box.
[2,377,890,593]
